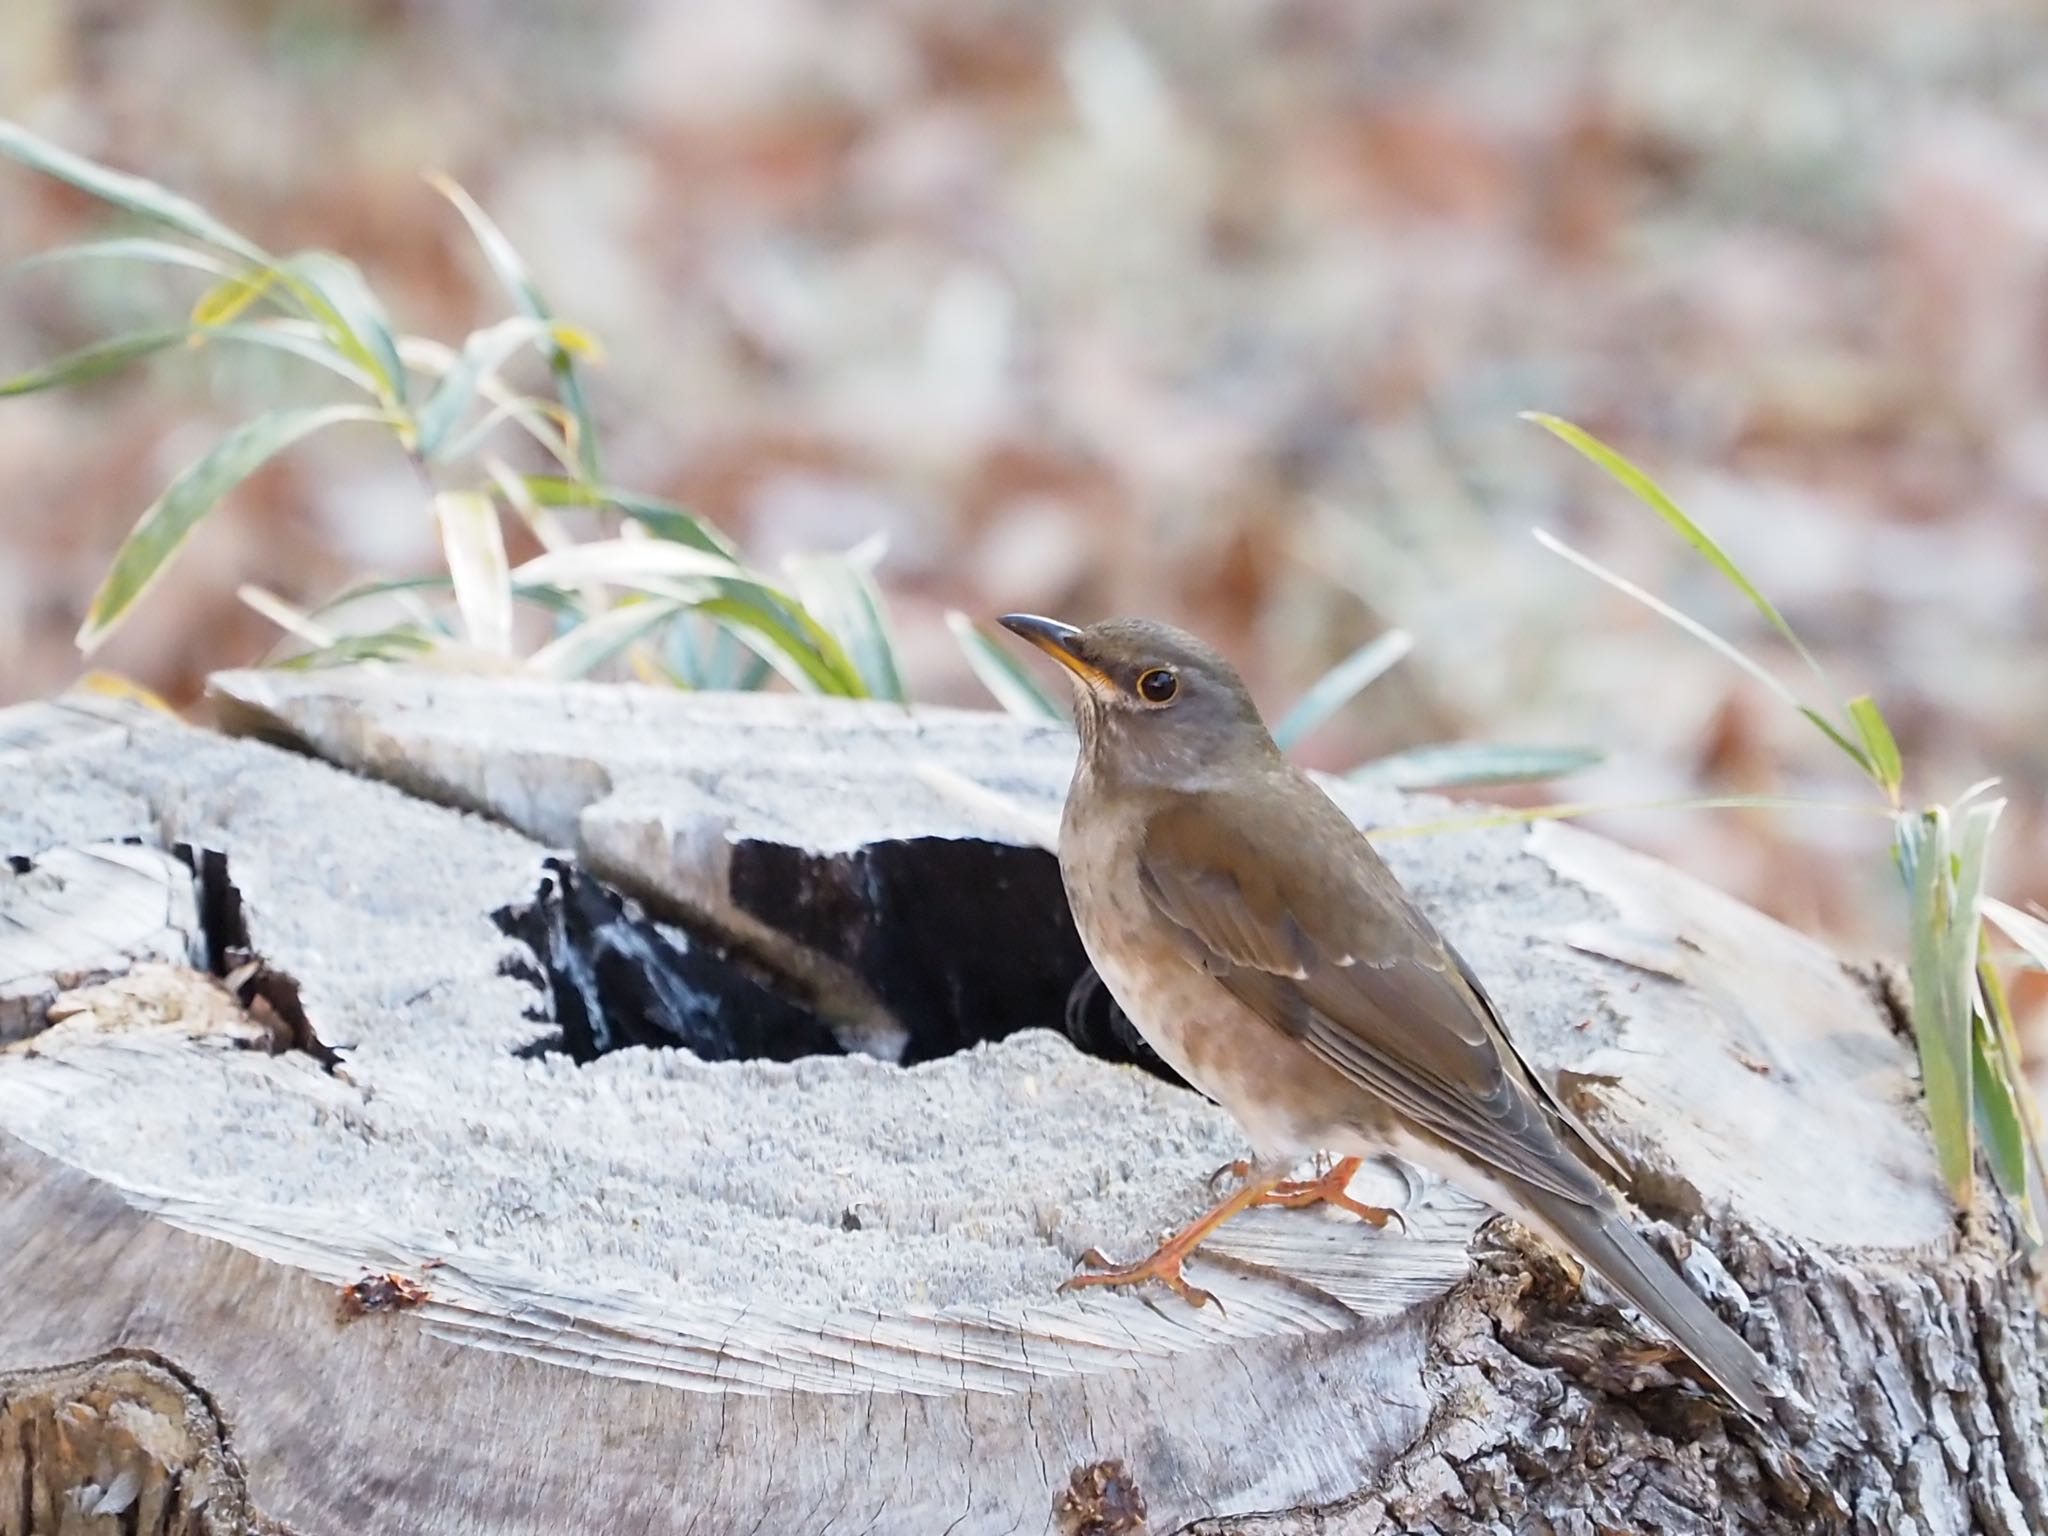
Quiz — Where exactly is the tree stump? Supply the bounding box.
[0,671,2040,1536]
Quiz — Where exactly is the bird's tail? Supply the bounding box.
[1517,1187,1775,1419]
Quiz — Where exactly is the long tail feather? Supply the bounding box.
[1520,1188,1775,1418]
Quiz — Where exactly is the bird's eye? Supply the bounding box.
[1136,667,1179,704]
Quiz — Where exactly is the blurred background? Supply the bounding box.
[2,0,2046,984]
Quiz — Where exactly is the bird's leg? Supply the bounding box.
[1060,1171,1287,1309]
[1211,1153,1400,1229]
[1254,1155,1398,1227]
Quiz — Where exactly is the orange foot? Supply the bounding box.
[1211,1154,1402,1230]
[1060,1169,1287,1309]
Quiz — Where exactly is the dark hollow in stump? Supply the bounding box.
[0,672,2040,1536]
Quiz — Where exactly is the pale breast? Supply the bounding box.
[1059,794,1376,1163]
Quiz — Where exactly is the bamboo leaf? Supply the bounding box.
[1984,897,2048,970]
[275,251,408,407]
[434,491,513,654]
[1272,631,1414,751]
[948,610,1065,720]
[1848,695,1904,798]
[523,476,740,559]
[691,589,868,696]
[1535,528,1875,777]
[513,538,741,587]
[1904,808,1976,1203]
[428,174,600,479]
[77,404,385,653]
[1525,413,1845,704]
[0,119,268,263]
[1976,956,2045,1241]
[273,625,441,669]
[527,599,682,680]
[191,267,280,327]
[7,237,237,280]
[415,316,569,458]
[1347,742,1604,790]
[0,328,186,396]
[1374,793,1889,841]
[784,543,905,702]
[203,321,380,391]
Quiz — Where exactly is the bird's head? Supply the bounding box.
[998,614,1278,786]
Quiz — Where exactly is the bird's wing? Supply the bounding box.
[1137,786,1608,1205]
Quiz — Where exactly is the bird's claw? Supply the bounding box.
[1060,1245,1220,1310]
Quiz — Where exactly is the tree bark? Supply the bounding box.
[0,673,2039,1536]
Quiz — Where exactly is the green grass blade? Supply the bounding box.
[784,547,906,703]
[7,237,238,280]
[0,119,269,264]
[1346,742,1603,790]
[1976,956,2045,1241]
[1272,630,1414,751]
[203,321,380,391]
[77,403,386,653]
[191,267,282,327]
[1847,695,1904,799]
[1904,807,1976,1202]
[428,174,600,480]
[275,251,408,408]
[433,491,513,654]
[1535,528,1875,777]
[522,477,740,560]
[1373,793,1888,840]
[272,625,440,669]
[513,537,740,587]
[0,328,187,396]
[1984,897,2048,970]
[692,590,868,696]
[528,599,682,679]
[415,316,566,458]
[947,610,1065,720]
[1525,413,1845,703]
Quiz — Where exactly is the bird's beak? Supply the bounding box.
[998,613,1113,690]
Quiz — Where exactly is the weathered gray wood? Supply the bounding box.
[0,675,2041,1536]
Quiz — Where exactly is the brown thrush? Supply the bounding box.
[1002,612,1775,1418]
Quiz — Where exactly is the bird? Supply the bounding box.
[999,612,1777,1418]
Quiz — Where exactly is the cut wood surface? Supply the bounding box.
[0,674,2041,1536]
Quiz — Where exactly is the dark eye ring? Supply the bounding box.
[1136,667,1178,704]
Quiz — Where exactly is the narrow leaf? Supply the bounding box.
[1848,695,1904,798]
[1976,956,2046,1240]
[524,476,740,559]
[0,328,185,396]
[1374,793,1889,841]
[1984,897,2048,972]
[513,538,740,587]
[7,237,237,280]
[785,545,905,702]
[236,583,336,648]
[272,625,440,670]
[275,251,408,407]
[1347,742,1604,790]
[416,316,569,457]
[428,174,600,479]
[1904,808,1975,1202]
[0,119,268,263]
[1525,413,1844,703]
[528,599,681,680]
[1272,630,1414,752]
[1535,528,1874,777]
[692,589,868,696]
[191,267,280,327]
[434,491,513,654]
[77,404,385,652]
[948,610,1065,720]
